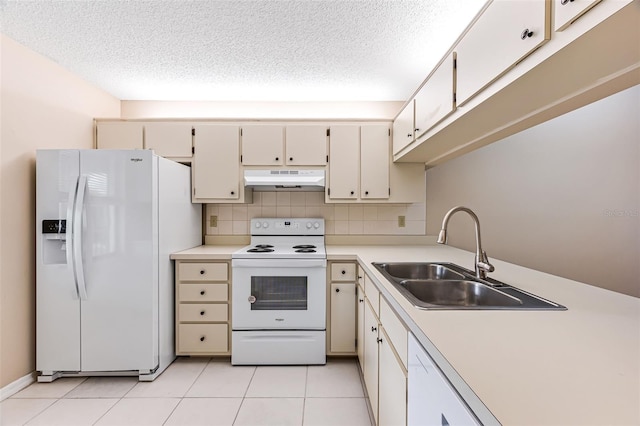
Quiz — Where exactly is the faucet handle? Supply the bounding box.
[476,251,495,278]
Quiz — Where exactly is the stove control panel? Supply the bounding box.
[250,218,324,236]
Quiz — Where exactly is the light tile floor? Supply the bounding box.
[1,357,373,426]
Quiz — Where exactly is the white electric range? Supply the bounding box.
[231,218,327,365]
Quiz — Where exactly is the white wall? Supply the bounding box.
[426,85,640,297]
[0,35,120,388]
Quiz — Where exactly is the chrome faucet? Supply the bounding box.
[436,206,495,279]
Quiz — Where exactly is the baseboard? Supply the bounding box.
[0,371,36,401]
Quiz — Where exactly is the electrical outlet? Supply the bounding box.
[398,215,406,227]
[210,215,218,227]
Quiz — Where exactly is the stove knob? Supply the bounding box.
[306,222,312,229]
[255,222,261,229]
[262,222,269,229]
[313,222,320,229]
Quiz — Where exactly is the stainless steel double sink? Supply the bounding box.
[372,262,566,310]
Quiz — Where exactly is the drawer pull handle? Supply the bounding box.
[200,290,205,295]
[371,326,377,332]
[200,310,205,315]
[200,336,205,342]
[200,270,205,275]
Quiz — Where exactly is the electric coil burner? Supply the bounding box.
[231,218,327,365]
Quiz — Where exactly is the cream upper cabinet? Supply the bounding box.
[360,125,389,200]
[192,125,249,203]
[144,122,193,159]
[96,122,143,150]
[328,126,360,200]
[414,52,456,141]
[456,0,550,106]
[285,125,328,166]
[554,0,601,31]
[328,125,391,202]
[241,125,284,166]
[392,100,415,155]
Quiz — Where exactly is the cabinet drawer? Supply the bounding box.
[331,263,356,281]
[179,262,228,281]
[179,303,228,322]
[178,283,228,302]
[380,297,408,369]
[178,324,228,353]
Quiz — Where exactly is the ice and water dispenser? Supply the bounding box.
[41,219,67,264]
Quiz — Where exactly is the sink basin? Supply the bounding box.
[399,279,522,308]
[378,262,465,280]
[372,262,566,310]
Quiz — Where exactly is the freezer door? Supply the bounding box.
[36,149,81,373]
[78,150,159,372]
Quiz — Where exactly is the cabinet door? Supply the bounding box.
[192,125,241,201]
[285,125,327,165]
[379,328,407,426]
[554,0,601,31]
[363,300,380,424]
[144,122,193,158]
[328,126,359,200]
[357,284,365,370]
[96,122,143,150]
[456,0,550,105]
[241,125,284,165]
[392,100,414,155]
[330,282,356,353]
[360,125,389,199]
[414,52,456,140]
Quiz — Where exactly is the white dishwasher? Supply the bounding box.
[408,334,480,425]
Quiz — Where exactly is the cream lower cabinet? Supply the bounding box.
[356,266,365,368]
[175,261,231,355]
[360,271,408,426]
[327,262,357,355]
[192,125,251,203]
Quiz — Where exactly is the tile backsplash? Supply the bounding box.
[205,191,425,236]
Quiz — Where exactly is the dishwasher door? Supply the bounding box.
[408,334,480,425]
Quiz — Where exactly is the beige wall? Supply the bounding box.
[426,85,640,297]
[0,35,120,388]
[120,100,403,120]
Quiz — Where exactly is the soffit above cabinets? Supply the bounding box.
[0,0,485,102]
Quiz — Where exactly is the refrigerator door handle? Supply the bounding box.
[73,175,88,300]
[66,177,80,299]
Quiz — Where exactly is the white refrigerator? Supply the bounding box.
[36,149,201,382]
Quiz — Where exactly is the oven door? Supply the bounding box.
[232,258,326,330]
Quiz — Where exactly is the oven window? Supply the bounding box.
[251,276,308,310]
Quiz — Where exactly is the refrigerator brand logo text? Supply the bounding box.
[130,158,143,162]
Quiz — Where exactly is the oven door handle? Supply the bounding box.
[232,259,327,268]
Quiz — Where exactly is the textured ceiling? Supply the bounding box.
[1,0,486,101]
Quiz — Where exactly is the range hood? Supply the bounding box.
[244,169,325,191]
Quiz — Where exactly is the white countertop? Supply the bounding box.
[171,244,640,425]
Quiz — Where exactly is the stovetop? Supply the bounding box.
[232,218,326,260]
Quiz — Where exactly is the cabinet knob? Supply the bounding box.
[560,0,574,4]
[350,191,354,195]
[359,299,364,303]
[230,191,235,195]
[275,157,279,161]
[200,290,205,295]
[341,270,346,275]
[521,29,533,39]
[365,191,369,196]
[200,270,205,275]
[200,336,205,342]
[376,337,383,344]
[371,326,377,332]
[335,288,340,293]
[200,310,205,316]
[289,157,293,161]
[414,128,420,132]
[407,133,412,138]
